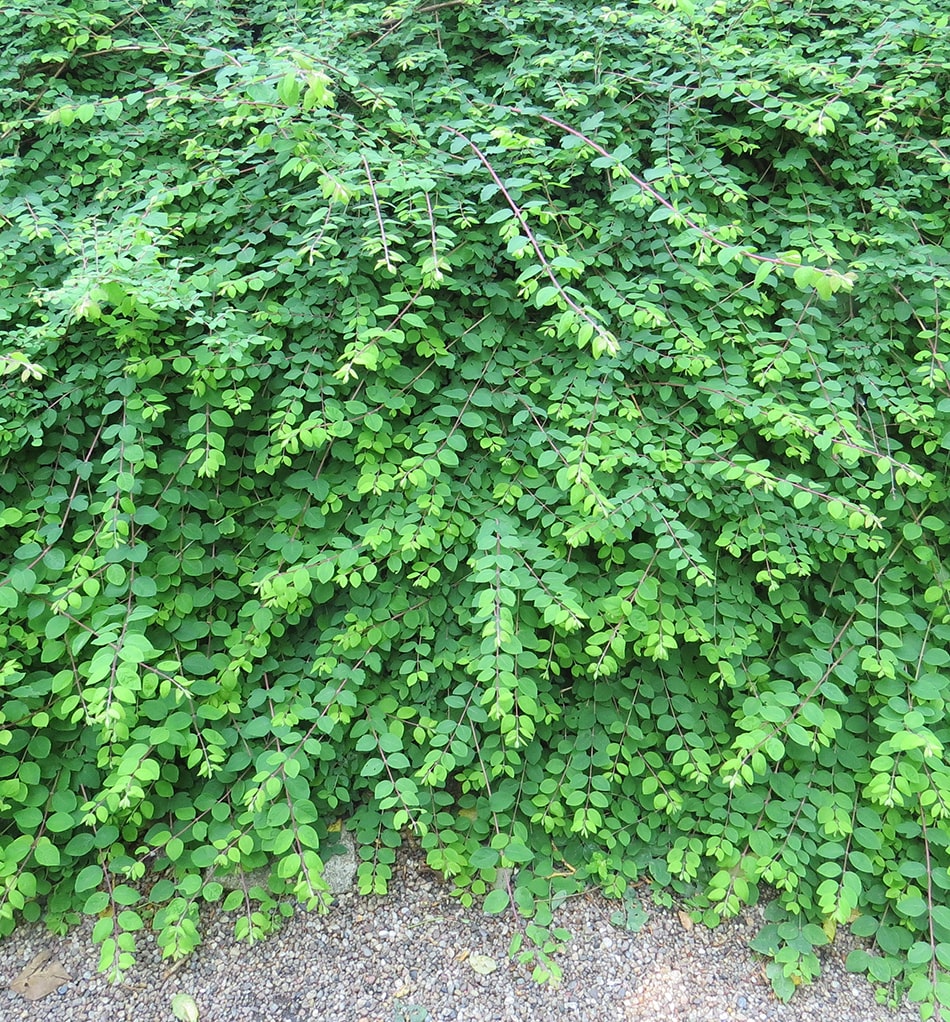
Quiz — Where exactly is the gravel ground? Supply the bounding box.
[0,846,920,1022]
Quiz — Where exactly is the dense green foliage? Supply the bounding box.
[2,0,950,1010]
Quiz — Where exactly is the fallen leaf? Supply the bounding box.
[609,898,649,933]
[393,984,411,998]
[393,1004,428,1022]
[469,953,498,975]
[10,951,71,1001]
[677,910,694,931]
[170,992,200,1022]
[455,948,470,962]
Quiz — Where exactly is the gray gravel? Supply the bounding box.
[0,847,920,1022]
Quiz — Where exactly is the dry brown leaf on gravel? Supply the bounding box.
[677,910,694,931]
[9,950,71,1000]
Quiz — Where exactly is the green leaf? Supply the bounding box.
[112,885,140,906]
[33,839,61,868]
[84,891,110,915]
[483,889,511,914]
[75,865,104,893]
[897,895,928,918]
[846,949,873,972]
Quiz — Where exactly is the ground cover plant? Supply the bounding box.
[1,0,950,1013]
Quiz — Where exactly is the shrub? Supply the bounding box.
[1,0,949,1011]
